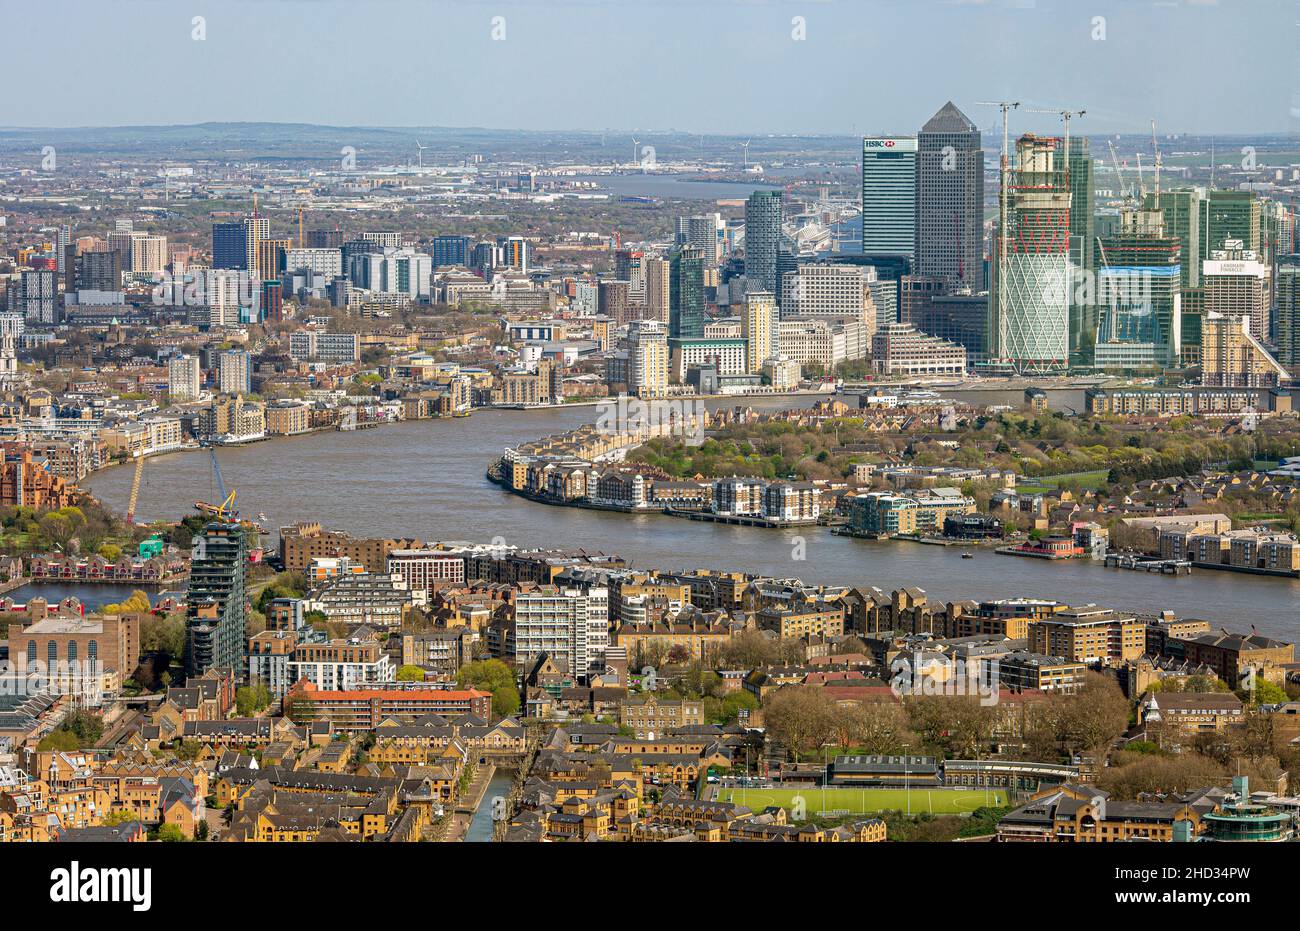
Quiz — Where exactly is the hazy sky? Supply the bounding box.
[13,0,1299,136]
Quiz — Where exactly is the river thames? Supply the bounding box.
[82,397,1300,641]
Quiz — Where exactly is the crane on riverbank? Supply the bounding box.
[125,452,145,524]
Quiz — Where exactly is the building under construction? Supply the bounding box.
[1094,206,1183,372]
[989,134,1071,374]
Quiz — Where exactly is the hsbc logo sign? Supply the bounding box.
[863,138,917,151]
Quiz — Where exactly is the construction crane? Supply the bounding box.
[125,452,145,525]
[193,446,237,522]
[1107,139,1135,207]
[1150,119,1163,201]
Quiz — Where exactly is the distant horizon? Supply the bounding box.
[0,120,1296,141]
[9,0,1298,136]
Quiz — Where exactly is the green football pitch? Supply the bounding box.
[715,786,1007,816]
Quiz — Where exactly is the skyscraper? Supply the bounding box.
[916,102,982,292]
[861,136,917,258]
[1275,254,1300,369]
[744,190,783,294]
[742,291,776,373]
[615,249,646,304]
[627,319,669,398]
[675,213,724,265]
[1058,137,1095,367]
[990,135,1071,373]
[644,255,671,324]
[212,221,247,270]
[184,521,249,679]
[669,246,705,339]
[1094,207,1182,371]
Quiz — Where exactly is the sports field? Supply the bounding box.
[716,786,1006,816]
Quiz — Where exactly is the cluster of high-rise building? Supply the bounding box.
[852,102,1300,385]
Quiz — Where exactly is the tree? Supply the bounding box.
[456,659,520,718]
[1051,672,1131,753]
[396,665,426,682]
[154,823,186,842]
[102,590,151,615]
[763,686,838,761]
[235,682,271,716]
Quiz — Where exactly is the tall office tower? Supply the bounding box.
[0,315,17,386]
[780,263,878,333]
[916,102,983,292]
[306,229,344,249]
[1204,190,1261,256]
[598,279,632,325]
[497,235,528,272]
[76,250,123,291]
[217,350,252,395]
[168,354,202,400]
[131,234,168,275]
[54,225,71,275]
[1093,207,1182,371]
[744,190,783,293]
[1276,254,1300,369]
[675,213,724,265]
[432,234,471,268]
[17,269,57,324]
[1203,240,1272,342]
[212,221,247,269]
[615,249,646,304]
[256,238,289,282]
[669,246,705,339]
[1200,312,1287,387]
[742,291,776,373]
[1056,137,1096,367]
[184,521,249,679]
[1144,189,1205,289]
[627,319,669,398]
[644,256,670,324]
[861,135,918,258]
[990,134,1071,373]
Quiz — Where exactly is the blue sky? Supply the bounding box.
[12,0,1298,135]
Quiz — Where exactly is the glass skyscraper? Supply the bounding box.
[744,190,783,294]
[669,246,705,339]
[861,136,917,258]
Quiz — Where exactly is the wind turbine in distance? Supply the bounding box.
[631,137,640,168]
[415,140,426,168]
[741,139,751,170]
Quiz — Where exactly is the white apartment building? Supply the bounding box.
[628,319,669,397]
[167,354,201,400]
[284,247,344,279]
[513,586,609,677]
[288,330,360,364]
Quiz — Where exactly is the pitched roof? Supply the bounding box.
[921,101,976,134]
